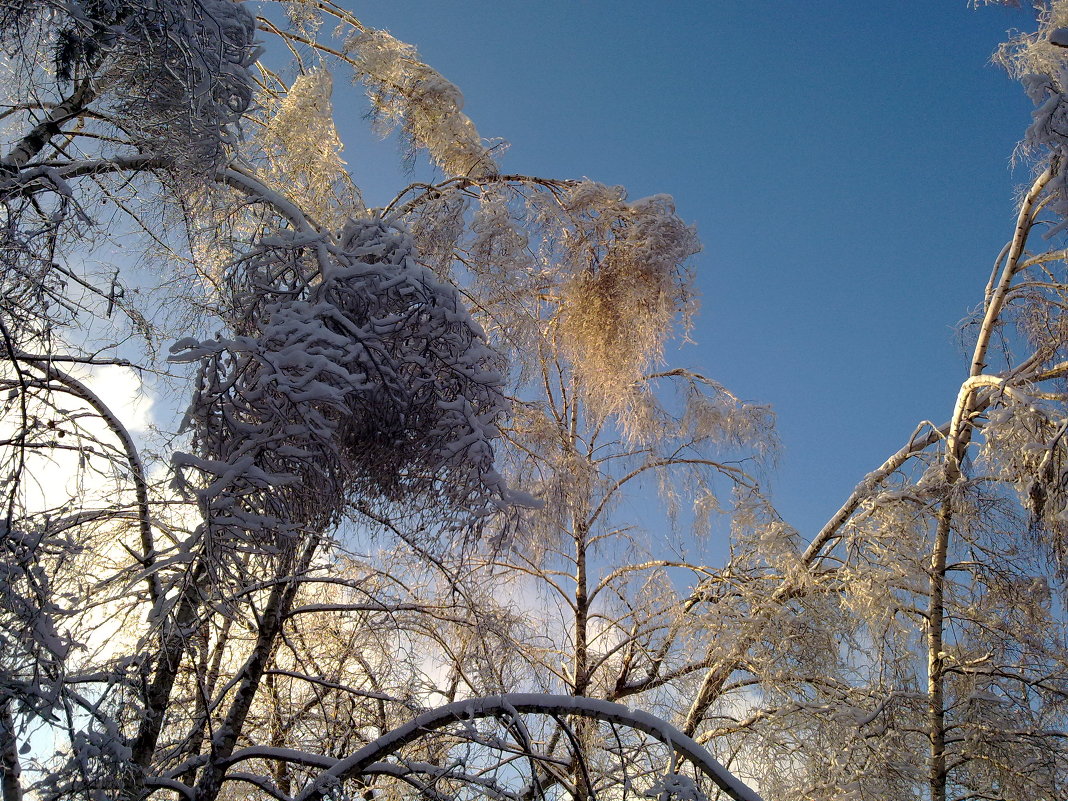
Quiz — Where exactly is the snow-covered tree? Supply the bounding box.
[9,1,1068,801]
[0,0,758,800]
[662,6,1068,800]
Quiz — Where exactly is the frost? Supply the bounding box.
[996,1,1068,234]
[345,30,498,177]
[259,68,361,226]
[553,184,700,427]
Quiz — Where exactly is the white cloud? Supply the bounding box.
[0,361,157,513]
[74,364,155,434]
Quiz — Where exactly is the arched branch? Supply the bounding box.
[294,694,763,801]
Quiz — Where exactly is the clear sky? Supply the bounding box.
[331,2,1043,540]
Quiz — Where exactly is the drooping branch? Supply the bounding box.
[293,694,763,801]
[19,357,161,609]
[971,166,1054,378]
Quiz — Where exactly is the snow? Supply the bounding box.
[169,215,513,564]
[226,746,338,770]
[294,694,764,801]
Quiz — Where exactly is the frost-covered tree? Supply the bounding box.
[0,1,759,800]
[9,1,1068,801]
[441,177,777,792]
[661,6,1068,801]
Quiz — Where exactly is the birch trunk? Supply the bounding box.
[921,163,1053,801]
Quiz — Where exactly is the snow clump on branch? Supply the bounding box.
[170,217,510,563]
[1,0,259,172]
[105,0,259,171]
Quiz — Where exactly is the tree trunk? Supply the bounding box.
[926,506,951,801]
[573,523,589,697]
[571,520,592,801]
[0,699,22,801]
[193,538,318,801]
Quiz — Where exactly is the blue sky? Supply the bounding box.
[336,2,1043,539]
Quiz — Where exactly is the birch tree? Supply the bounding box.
[358,168,780,798]
[465,179,779,782]
[663,5,1068,800]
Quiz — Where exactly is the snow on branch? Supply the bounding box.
[170,216,512,564]
[996,1,1068,235]
[292,694,764,801]
[2,0,260,173]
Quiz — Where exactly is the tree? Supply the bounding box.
[0,1,758,800]
[8,2,1068,801]
[648,6,1068,800]
[442,177,778,793]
